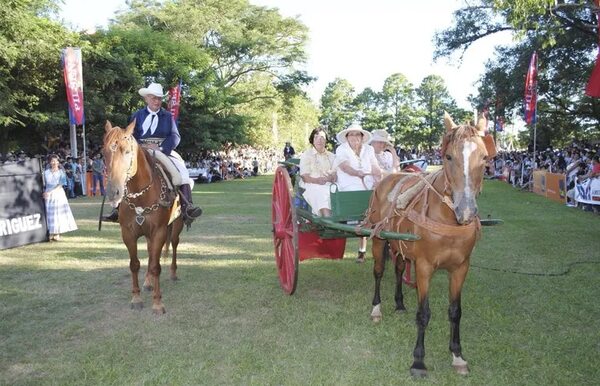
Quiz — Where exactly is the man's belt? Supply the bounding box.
[140,137,163,145]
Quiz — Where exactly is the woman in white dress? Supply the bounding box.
[43,154,77,241]
[369,129,400,176]
[299,128,336,216]
[333,123,382,262]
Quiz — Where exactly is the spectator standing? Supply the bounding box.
[91,153,106,196]
[43,154,77,241]
[283,141,295,160]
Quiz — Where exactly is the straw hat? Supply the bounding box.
[336,123,371,144]
[138,82,167,98]
[368,129,393,147]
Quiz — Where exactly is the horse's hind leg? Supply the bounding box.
[370,237,387,322]
[123,233,143,310]
[448,262,470,375]
[169,220,184,281]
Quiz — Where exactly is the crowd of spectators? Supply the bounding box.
[482,142,600,212]
[184,145,280,183]
[2,140,597,213]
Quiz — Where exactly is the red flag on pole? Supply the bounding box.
[524,51,537,125]
[62,47,85,125]
[585,0,600,97]
[167,80,182,123]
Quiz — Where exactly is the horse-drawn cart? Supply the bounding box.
[271,161,420,295]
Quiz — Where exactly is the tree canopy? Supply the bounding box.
[434,0,600,148]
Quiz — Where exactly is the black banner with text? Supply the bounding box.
[0,159,48,250]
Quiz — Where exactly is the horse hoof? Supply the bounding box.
[170,275,178,282]
[371,314,382,323]
[143,285,153,292]
[395,307,407,314]
[453,364,470,375]
[410,367,428,378]
[152,306,166,315]
[130,302,143,311]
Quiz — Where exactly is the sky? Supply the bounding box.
[59,0,514,110]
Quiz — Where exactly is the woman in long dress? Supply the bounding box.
[299,127,336,216]
[43,154,77,241]
[333,123,382,262]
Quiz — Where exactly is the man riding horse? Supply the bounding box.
[103,82,202,224]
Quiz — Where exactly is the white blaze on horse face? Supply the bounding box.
[462,141,478,197]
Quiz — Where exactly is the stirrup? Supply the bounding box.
[186,206,203,219]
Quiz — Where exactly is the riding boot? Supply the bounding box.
[179,184,202,224]
[102,205,119,222]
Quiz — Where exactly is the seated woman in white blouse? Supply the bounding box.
[299,127,336,216]
[333,123,382,262]
[369,129,400,176]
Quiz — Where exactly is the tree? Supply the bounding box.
[113,0,312,150]
[434,0,600,146]
[415,75,458,147]
[353,87,387,132]
[0,0,80,153]
[381,73,418,144]
[319,78,357,137]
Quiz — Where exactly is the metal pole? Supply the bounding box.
[81,124,87,196]
[69,123,78,158]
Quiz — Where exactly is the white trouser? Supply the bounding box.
[167,150,191,185]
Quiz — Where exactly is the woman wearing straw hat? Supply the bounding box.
[369,129,400,175]
[333,123,382,262]
[103,82,202,225]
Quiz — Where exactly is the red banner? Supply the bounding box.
[62,47,85,125]
[586,0,600,97]
[167,80,182,122]
[524,51,537,125]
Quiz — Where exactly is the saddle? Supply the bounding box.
[142,147,182,224]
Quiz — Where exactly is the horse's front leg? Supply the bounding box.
[411,261,432,378]
[448,261,470,375]
[147,230,167,315]
[370,237,386,322]
[123,232,143,310]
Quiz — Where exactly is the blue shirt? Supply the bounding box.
[129,108,181,156]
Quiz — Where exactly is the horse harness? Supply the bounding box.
[362,169,481,257]
[108,135,174,226]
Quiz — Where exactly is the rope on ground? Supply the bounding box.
[470,260,600,277]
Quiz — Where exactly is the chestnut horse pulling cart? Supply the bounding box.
[271,112,502,377]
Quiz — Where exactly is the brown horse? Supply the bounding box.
[103,121,184,314]
[366,112,495,377]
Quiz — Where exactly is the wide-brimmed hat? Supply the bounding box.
[138,82,166,98]
[336,123,371,144]
[368,129,393,147]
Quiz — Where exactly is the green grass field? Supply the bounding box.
[1,176,599,385]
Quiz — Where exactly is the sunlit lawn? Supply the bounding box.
[1,175,599,385]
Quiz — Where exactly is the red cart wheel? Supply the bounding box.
[272,166,299,295]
